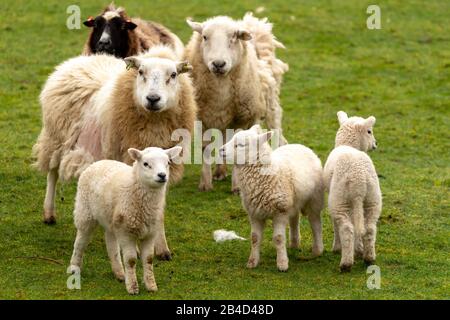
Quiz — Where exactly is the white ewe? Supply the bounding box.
[69,146,182,294]
[185,13,289,192]
[219,125,324,271]
[323,111,382,272]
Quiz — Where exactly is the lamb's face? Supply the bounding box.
[124,57,192,112]
[219,125,273,165]
[187,17,252,76]
[336,111,377,152]
[128,146,182,188]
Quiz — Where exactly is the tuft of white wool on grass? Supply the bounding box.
[323,111,382,273]
[213,230,246,242]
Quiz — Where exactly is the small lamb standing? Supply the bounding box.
[185,13,289,192]
[323,111,382,272]
[69,146,182,295]
[219,125,324,271]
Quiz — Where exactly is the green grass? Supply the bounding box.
[0,0,449,299]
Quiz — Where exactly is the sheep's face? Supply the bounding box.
[219,125,273,165]
[336,111,377,152]
[187,17,252,76]
[83,8,137,58]
[128,146,182,188]
[124,57,192,112]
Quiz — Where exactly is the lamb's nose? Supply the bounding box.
[212,60,226,69]
[146,94,161,105]
[157,172,167,180]
[98,38,112,47]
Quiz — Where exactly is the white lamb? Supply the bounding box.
[219,125,324,271]
[323,111,382,272]
[68,146,182,294]
[185,13,289,192]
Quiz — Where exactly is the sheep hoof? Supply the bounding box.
[246,259,258,269]
[277,264,289,272]
[114,272,125,282]
[198,183,213,192]
[364,258,375,266]
[213,172,227,181]
[231,187,240,196]
[43,214,56,225]
[157,251,172,261]
[340,263,352,273]
[146,284,158,292]
[312,248,324,257]
[127,283,139,295]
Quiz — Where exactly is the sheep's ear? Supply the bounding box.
[258,131,273,144]
[365,116,376,127]
[124,56,140,70]
[83,16,95,27]
[337,111,348,125]
[128,148,142,161]
[236,30,252,41]
[250,124,262,133]
[165,146,183,160]
[186,19,203,33]
[176,61,193,74]
[124,19,137,30]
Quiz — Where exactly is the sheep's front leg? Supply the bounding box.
[273,215,289,272]
[105,231,125,281]
[288,214,300,249]
[199,148,213,191]
[362,205,381,265]
[43,168,58,224]
[140,236,158,292]
[247,218,265,269]
[154,218,171,261]
[119,235,139,295]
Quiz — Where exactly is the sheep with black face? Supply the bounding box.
[83,3,184,58]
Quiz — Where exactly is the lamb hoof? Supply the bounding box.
[68,265,80,274]
[340,263,352,273]
[43,214,56,225]
[127,283,139,295]
[114,272,125,282]
[213,172,227,181]
[146,284,158,292]
[312,248,324,257]
[198,183,213,192]
[277,264,289,272]
[246,259,258,269]
[364,258,375,266]
[157,251,172,261]
[332,246,341,254]
[231,187,240,196]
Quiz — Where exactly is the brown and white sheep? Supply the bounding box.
[185,13,289,192]
[82,3,184,59]
[32,45,197,259]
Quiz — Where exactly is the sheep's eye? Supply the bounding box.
[203,36,207,41]
[143,162,149,167]
[138,70,144,76]
[368,129,372,134]
[171,72,177,79]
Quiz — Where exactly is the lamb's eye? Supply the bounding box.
[138,70,144,76]
[203,35,207,41]
[368,129,372,134]
[171,72,177,79]
[143,162,149,167]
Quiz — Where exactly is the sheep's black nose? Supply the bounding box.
[157,173,167,180]
[212,60,226,69]
[147,95,161,105]
[98,38,112,47]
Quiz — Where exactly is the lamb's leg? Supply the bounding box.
[119,235,139,295]
[273,215,289,272]
[362,205,381,265]
[231,166,240,195]
[332,219,342,253]
[288,214,300,249]
[334,212,354,272]
[199,148,213,191]
[69,221,97,273]
[43,168,58,224]
[213,163,227,181]
[140,236,158,292]
[247,218,265,269]
[308,212,324,257]
[154,219,171,261]
[105,231,124,281]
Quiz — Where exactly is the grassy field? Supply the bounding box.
[0,0,449,299]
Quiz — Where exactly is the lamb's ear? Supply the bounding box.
[83,16,95,27]
[250,124,262,133]
[165,146,183,161]
[124,19,137,30]
[186,19,203,33]
[236,30,252,41]
[124,56,140,70]
[128,148,142,161]
[176,61,193,74]
[258,131,273,144]
[365,116,376,127]
[337,111,348,125]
